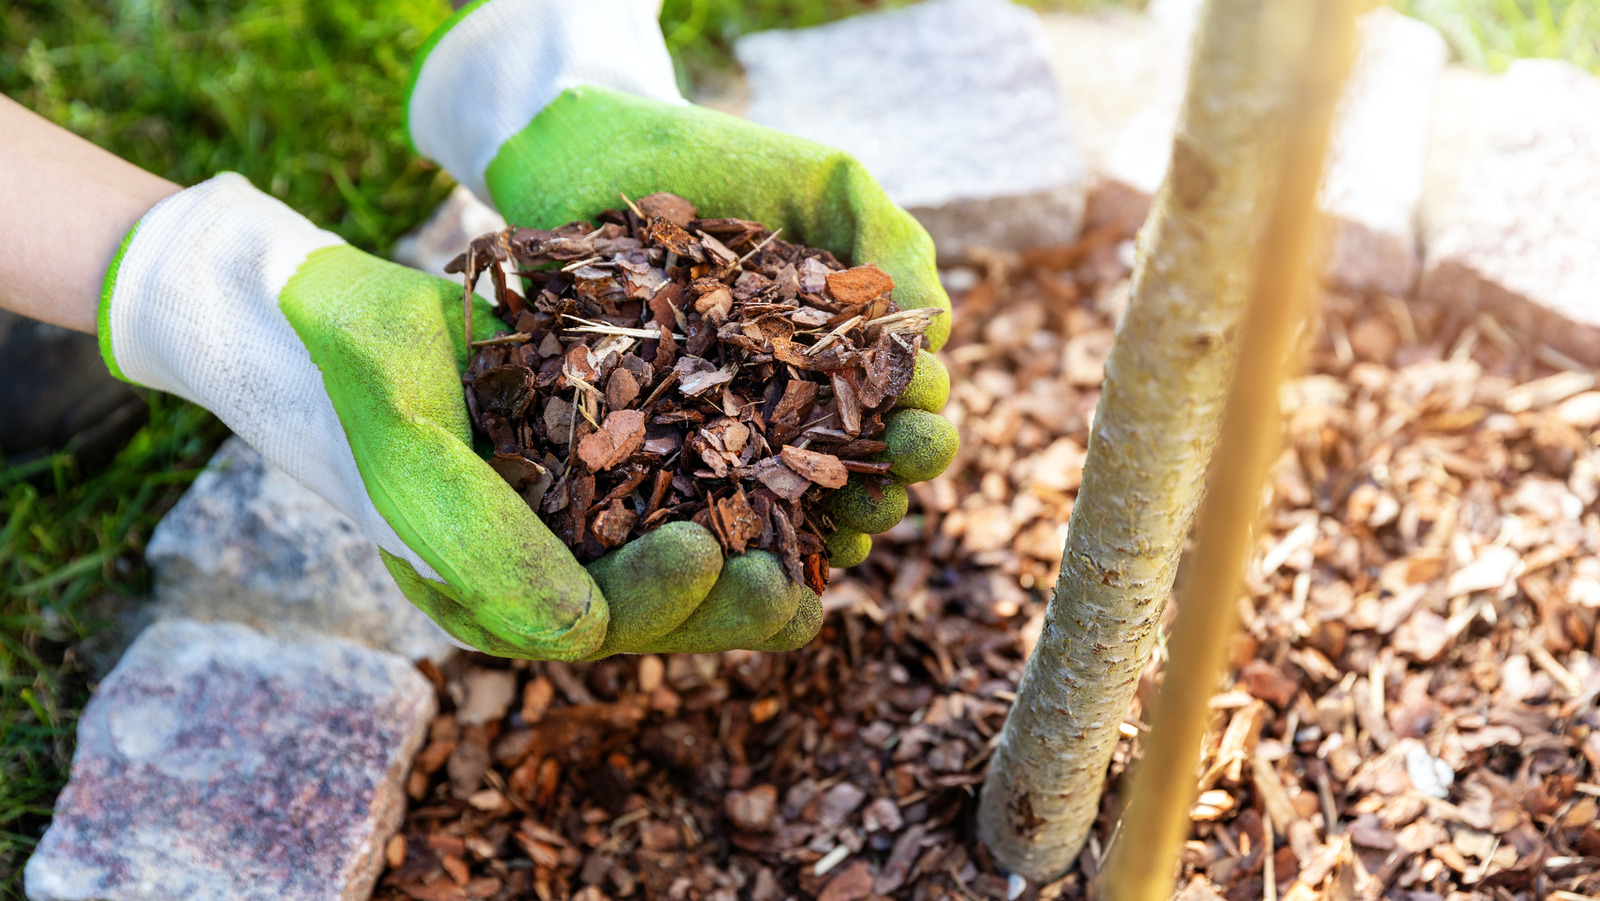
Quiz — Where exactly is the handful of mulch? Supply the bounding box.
[450,192,938,593]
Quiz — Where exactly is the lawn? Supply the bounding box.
[1,0,1594,894]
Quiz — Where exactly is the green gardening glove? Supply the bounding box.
[408,1,960,638]
[97,174,816,660]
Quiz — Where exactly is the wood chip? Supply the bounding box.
[576,409,646,472]
[780,446,850,489]
[825,265,895,305]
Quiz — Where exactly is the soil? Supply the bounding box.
[379,219,1600,901]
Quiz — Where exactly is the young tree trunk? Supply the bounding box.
[1097,1,1360,896]
[976,0,1309,881]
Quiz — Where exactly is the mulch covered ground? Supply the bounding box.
[375,220,1600,901]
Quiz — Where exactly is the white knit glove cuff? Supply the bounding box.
[407,0,685,202]
[104,173,439,580]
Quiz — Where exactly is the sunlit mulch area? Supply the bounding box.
[377,224,1600,901]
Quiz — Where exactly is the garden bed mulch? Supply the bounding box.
[375,222,1600,901]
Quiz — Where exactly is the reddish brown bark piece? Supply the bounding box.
[771,380,819,426]
[803,553,829,594]
[646,217,705,262]
[652,323,677,373]
[770,505,805,587]
[841,460,894,476]
[542,396,574,446]
[831,372,863,436]
[725,784,779,833]
[698,232,739,268]
[648,283,683,331]
[577,409,646,472]
[833,438,888,456]
[823,265,894,306]
[606,368,640,411]
[488,452,546,489]
[472,366,534,421]
[791,307,832,328]
[755,458,811,501]
[557,474,594,547]
[458,193,936,577]
[714,490,763,555]
[780,446,849,489]
[767,380,817,446]
[676,358,736,397]
[692,284,733,322]
[817,862,874,901]
[591,499,638,549]
[636,192,696,227]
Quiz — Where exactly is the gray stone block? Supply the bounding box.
[0,310,146,465]
[735,0,1087,260]
[1419,60,1600,365]
[25,620,435,901]
[1320,8,1448,297]
[1041,0,1196,230]
[145,437,457,662]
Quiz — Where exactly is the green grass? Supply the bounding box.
[1396,0,1599,74]
[0,397,226,890]
[0,0,1595,894]
[0,0,458,254]
[0,1,457,888]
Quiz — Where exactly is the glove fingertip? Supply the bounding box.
[599,520,723,587]
[825,529,872,568]
[884,409,959,483]
[748,588,823,653]
[897,349,951,414]
[379,549,604,661]
[636,550,800,654]
[828,479,909,535]
[585,521,722,657]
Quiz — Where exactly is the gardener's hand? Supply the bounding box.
[98,174,826,660]
[407,0,960,648]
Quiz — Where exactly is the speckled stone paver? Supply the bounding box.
[1419,60,1600,365]
[146,437,456,663]
[25,620,435,901]
[735,0,1087,260]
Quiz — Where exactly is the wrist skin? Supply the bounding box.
[0,96,178,333]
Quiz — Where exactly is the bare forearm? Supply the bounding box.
[0,95,179,333]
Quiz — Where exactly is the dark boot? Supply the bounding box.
[0,310,147,469]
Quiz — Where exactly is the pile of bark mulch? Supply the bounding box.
[456,193,933,588]
[377,220,1600,901]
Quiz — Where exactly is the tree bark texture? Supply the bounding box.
[977,0,1302,881]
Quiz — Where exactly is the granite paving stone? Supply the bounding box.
[145,437,457,663]
[735,0,1088,260]
[1419,60,1600,365]
[25,620,435,901]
